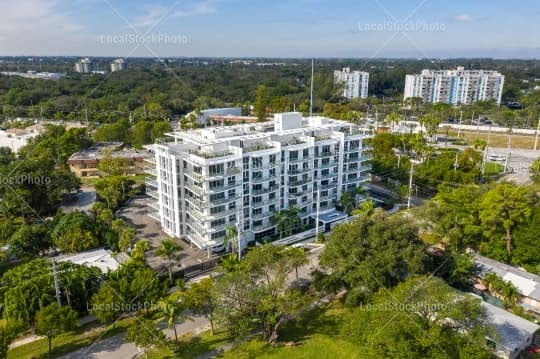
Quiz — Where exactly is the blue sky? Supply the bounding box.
[1,0,539,58]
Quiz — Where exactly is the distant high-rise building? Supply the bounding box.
[404,67,505,105]
[111,58,127,72]
[334,67,369,99]
[74,58,92,73]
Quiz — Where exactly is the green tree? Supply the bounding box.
[214,245,306,343]
[158,294,187,344]
[530,158,540,184]
[183,277,217,335]
[51,212,99,253]
[255,85,270,121]
[479,183,536,255]
[339,191,356,214]
[125,318,166,359]
[344,276,494,359]
[317,212,427,305]
[0,320,22,359]
[285,246,309,281]
[35,303,78,355]
[155,238,183,284]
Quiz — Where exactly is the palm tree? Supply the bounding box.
[339,192,355,214]
[286,207,302,236]
[286,247,310,281]
[158,294,188,345]
[155,238,183,284]
[271,211,288,239]
[223,225,238,254]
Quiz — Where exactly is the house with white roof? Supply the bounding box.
[481,301,539,359]
[475,254,540,317]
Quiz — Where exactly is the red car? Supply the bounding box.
[527,345,540,354]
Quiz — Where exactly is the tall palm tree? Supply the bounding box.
[223,225,238,253]
[339,192,355,215]
[158,294,187,345]
[155,238,183,284]
[271,211,288,239]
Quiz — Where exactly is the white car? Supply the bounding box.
[488,155,506,162]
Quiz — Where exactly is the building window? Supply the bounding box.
[289,150,298,161]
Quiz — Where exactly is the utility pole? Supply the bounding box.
[453,152,459,172]
[51,259,62,306]
[534,117,540,151]
[458,111,463,140]
[315,188,320,239]
[407,161,415,209]
[310,59,314,117]
[236,209,242,260]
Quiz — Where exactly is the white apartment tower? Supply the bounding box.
[74,58,92,74]
[145,112,373,252]
[111,59,127,72]
[404,67,505,105]
[334,67,369,99]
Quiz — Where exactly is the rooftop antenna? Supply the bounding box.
[310,59,314,117]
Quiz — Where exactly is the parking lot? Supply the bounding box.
[117,196,215,274]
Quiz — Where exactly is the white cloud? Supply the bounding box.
[0,0,84,54]
[451,14,477,23]
[133,1,216,28]
[173,1,216,17]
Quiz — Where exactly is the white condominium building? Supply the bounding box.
[334,67,369,99]
[74,58,93,74]
[145,112,373,252]
[404,67,505,105]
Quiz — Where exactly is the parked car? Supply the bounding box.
[488,155,506,162]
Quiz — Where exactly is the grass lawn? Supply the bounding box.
[8,318,135,359]
[484,162,505,177]
[219,305,361,359]
[439,129,537,150]
[149,329,233,359]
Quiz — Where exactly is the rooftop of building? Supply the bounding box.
[68,142,150,162]
[481,300,539,353]
[55,248,128,273]
[474,253,540,302]
[163,113,372,146]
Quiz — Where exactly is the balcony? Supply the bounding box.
[289,167,312,175]
[189,150,234,159]
[144,166,157,176]
[289,178,311,187]
[252,185,279,195]
[146,189,159,199]
[314,172,336,180]
[251,174,278,184]
[207,182,240,193]
[251,162,278,171]
[226,167,241,175]
[288,156,313,164]
[251,211,271,220]
[317,161,336,169]
[316,183,336,191]
[252,221,275,231]
[316,151,334,158]
[145,179,158,188]
[208,207,238,219]
[252,197,279,208]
